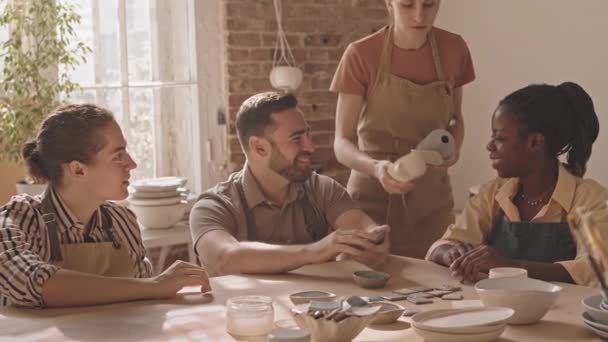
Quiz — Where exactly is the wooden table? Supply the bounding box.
[0,256,602,341]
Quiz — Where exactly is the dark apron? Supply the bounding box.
[488,215,577,262]
[234,176,330,243]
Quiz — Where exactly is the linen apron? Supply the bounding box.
[488,214,577,262]
[347,26,455,258]
[41,189,136,277]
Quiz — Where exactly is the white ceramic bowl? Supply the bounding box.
[412,324,506,342]
[475,277,561,324]
[583,295,608,324]
[489,267,528,279]
[370,301,405,325]
[292,312,373,342]
[130,202,187,229]
[270,66,303,91]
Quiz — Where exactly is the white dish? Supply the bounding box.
[412,324,505,342]
[583,321,608,339]
[475,277,561,324]
[131,177,187,192]
[489,267,528,279]
[292,312,374,342]
[289,291,336,305]
[130,202,187,229]
[583,295,608,324]
[128,195,185,207]
[129,189,182,199]
[412,307,513,334]
[582,311,608,332]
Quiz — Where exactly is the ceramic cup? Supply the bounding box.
[489,267,528,280]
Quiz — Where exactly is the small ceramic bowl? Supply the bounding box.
[583,295,608,324]
[289,291,337,305]
[370,301,405,325]
[488,267,528,279]
[353,270,390,289]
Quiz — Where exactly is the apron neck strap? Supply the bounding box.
[377,26,394,77]
[428,30,446,82]
[378,26,447,83]
[41,187,64,262]
[235,173,328,242]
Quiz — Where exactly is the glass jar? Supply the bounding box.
[226,296,274,338]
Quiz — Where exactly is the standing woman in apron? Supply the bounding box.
[331,0,475,257]
[427,82,605,287]
[0,104,210,308]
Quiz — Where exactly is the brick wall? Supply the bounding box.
[222,0,388,184]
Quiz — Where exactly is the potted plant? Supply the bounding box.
[0,0,90,195]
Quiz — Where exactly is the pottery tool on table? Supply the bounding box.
[569,209,608,299]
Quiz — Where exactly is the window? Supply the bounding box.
[66,0,199,183]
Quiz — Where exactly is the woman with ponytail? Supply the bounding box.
[0,104,210,308]
[427,82,608,286]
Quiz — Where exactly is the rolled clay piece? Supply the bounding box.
[388,152,427,182]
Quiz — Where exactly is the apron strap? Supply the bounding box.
[235,172,329,242]
[235,176,255,241]
[428,30,446,83]
[99,208,121,249]
[40,188,64,262]
[301,181,330,242]
[372,26,394,93]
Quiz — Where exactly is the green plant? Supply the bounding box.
[0,0,90,162]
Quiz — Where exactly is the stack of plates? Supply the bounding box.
[411,307,514,342]
[128,177,189,229]
[581,295,608,338]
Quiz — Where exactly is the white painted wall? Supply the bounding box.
[195,0,229,192]
[436,0,608,210]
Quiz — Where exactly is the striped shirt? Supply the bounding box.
[0,188,152,307]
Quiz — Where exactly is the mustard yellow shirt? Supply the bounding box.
[426,163,608,287]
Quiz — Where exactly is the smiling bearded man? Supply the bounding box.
[189,91,392,276]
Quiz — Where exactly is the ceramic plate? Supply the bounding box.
[128,196,184,206]
[130,189,182,199]
[412,307,513,333]
[131,177,186,192]
[582,295,608,324]
[412,324,505,342]
[583,321,608,339]
[582,311,608,332]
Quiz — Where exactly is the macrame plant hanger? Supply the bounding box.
[270,0,303,91]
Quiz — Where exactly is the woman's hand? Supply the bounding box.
[374,160,416,194]
[449,245,515,283]
[151,260,211,299]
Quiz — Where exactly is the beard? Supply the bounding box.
[269,144,312,183]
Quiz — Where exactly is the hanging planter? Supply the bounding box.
[270,0,303,91]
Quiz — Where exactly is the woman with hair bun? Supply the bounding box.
[427,82,608,286]
[0,104,210,308]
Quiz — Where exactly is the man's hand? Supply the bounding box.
[351,225,391,267]
[449,245,515,283]
[306,229,372,264]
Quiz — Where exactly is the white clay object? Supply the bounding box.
[388,152,427,182]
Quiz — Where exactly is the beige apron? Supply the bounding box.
[41,189,136,277]
[347,26,455,258]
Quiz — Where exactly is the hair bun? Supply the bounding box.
[22,140,48,181]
